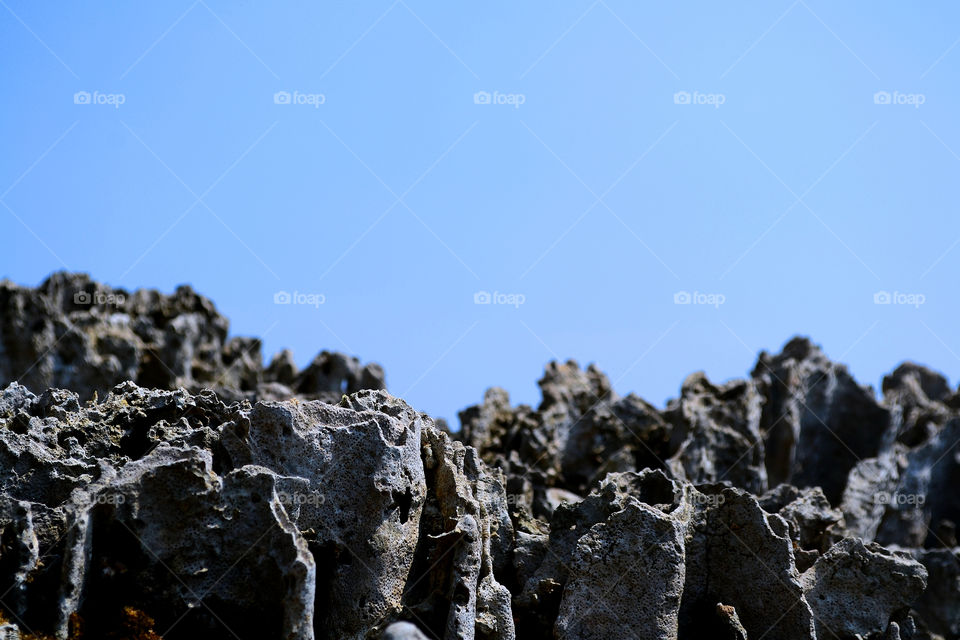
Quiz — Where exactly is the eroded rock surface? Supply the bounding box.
[0,276,956,639]
[0,384,513,640]
[0,272,385,403]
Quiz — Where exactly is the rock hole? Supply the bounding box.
[453,582,470,606]
[391,488,413,524]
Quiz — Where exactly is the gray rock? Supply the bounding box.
[0,272,385,403]
[2,276,958,639]
[883,362,957,447]
[837,444,908,542]
[910,548,960,638]
[752,336,894,503]
[759,484,842,562]
[665,372,766,493]
[680,487,817,640]
[554,501,685,640]
[839,419,960,549]
[0,382,517,639]
[801,538,928,639]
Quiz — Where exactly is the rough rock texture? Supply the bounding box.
[0,275,956,639]
[0,383,513,640]
[801,538,928,639]
[751,337,896,504]
[0,272,385,403]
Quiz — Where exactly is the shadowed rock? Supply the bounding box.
[0,276,953,639]
[0,272,385,403]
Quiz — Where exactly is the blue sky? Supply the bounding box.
[2,1,959,424]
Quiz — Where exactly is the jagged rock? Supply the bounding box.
[679,487,816,639]
[883,363,958,447]
[837,444,908,542]
[514,470,678,638]
[801,538,927,639]
[238,391,427,639]
[3,275,959,639]
[515,470,819,639]
[752,336,894,503]
[266,349,299,387]
[459,365,674,506]
[554,501,685,640]
[664,372,766,493]
[0,382,516,639]
[411,426,515,640]
[909,548,960,638]
[296,351,386,397]
[839,419,960,549]
[0,272,385,403]
[759,484,842,568]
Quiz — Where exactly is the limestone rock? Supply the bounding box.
[752,336,893,503]
[801,538,927,639]
[665,372,766,493]
[909,548,960,639]
[0,272,385,403]
[2,275,958,639]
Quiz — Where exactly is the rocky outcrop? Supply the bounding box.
[801,538,928,638]
[0,272,385,403]
[751,337,896,504]
[0,275,956,639]
[0,383,514,640]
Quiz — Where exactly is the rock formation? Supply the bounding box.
[0,273,957,639]
[0,272,385,405]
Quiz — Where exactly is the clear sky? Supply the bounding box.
[2,1,958,424]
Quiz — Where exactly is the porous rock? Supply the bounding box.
[0,272,385,403]
[0,382,512,640]
[801,538,928,639]
[0,275,954,640]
